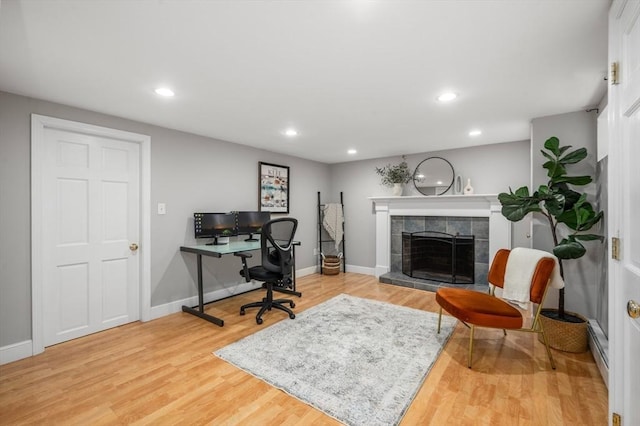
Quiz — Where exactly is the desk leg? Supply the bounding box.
[197,253,204,311]
[181,253,224,327]
[293,245,297,291]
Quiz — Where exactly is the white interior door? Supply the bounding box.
[609,1,640,424]
[40,127,141,346]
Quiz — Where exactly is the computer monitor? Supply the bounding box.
[236,211,271,241]
[193,212,237,245]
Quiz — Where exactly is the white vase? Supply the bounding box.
[392,183,403,196]
[463,178,474,195]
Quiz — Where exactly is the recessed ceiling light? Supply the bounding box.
[284,129,298,137]
[347,149,357,155]
[437,92,457,102]
[469,129,482,137]
[154,87,174,97]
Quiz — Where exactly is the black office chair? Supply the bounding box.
[237,217,298,324]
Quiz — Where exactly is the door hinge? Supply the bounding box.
[613,412,621,426]
[611,62,620,85]
[612,237,620,260]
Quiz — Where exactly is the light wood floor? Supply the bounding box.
[0,273,608,425]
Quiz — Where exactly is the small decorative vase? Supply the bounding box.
[454,175,463,194]
[463,178,474,195]
[392,183,403,196]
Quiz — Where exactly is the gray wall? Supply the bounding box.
[328,140,531,270]
[0,91,331,347]
[530,110,602,318]
[3,88,592,351]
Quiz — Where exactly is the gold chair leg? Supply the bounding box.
[538,323,556,370]
[437,307,442,334]
[468,325,475,368]
[503,329,507,336]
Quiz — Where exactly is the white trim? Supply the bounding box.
[588,319,609,389]
[139,132,151,321]
[345,264,375,275]
[0,340,33,365]
[30,114,151,355]
[296,265,318,278]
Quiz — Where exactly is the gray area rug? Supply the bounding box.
[214,294,456,426]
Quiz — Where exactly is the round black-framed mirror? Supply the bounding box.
[412,157,455,196]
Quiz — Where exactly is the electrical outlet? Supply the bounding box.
[157,203,166,215]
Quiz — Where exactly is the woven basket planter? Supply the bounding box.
[322,255,341,275]
[537,309,588,353]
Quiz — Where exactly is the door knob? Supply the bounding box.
[129,243,139,251]
[628,300,640,319]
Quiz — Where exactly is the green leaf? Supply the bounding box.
[577,208,591,225]
[544,193,566,216]
[556,187,582,209]
[543,160,566,178]
[498,192,519,205]
[556,210,580,229]
[553,239,586,259]
[574,233,605,242]
[578,210,604,231]
[559,147,588,164]
[544,137,560,156]
[514,186,531,197]
[558,145,571,156]
[541,150,556,162]
[554,175,592,186]
[501,204,540,222]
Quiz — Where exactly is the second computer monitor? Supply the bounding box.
[236,211,271,241]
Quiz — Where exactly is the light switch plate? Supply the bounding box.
[157,203,166,215]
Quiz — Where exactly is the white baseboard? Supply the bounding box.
[310,263,375,276]
[296,265,318,277]
[588,319,609,388]
[0,340,33,365]
[345,264,375,275]
[149,280,263,320]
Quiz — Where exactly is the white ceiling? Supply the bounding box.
[0,0,610,164]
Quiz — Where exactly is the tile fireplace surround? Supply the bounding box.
[369,195,511,285]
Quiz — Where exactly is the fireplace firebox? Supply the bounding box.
[402,231,475,284]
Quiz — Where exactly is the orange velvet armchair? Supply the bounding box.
[436,248,557,369]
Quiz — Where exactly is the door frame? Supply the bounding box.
[30,114,151,355]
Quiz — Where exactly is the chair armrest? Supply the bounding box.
[234,252,253,282]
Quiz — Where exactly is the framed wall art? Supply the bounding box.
[259,162,289,213]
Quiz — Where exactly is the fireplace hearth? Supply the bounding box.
[402,231,474,284]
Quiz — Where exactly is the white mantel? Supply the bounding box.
[369,194,511,277]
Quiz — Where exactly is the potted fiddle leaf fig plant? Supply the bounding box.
[376,158,412,196]
[498,136,604,352]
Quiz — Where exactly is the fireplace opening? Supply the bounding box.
[402,231,475,284]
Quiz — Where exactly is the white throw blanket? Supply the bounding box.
[501,247,564,309]
[322,203,344,252]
